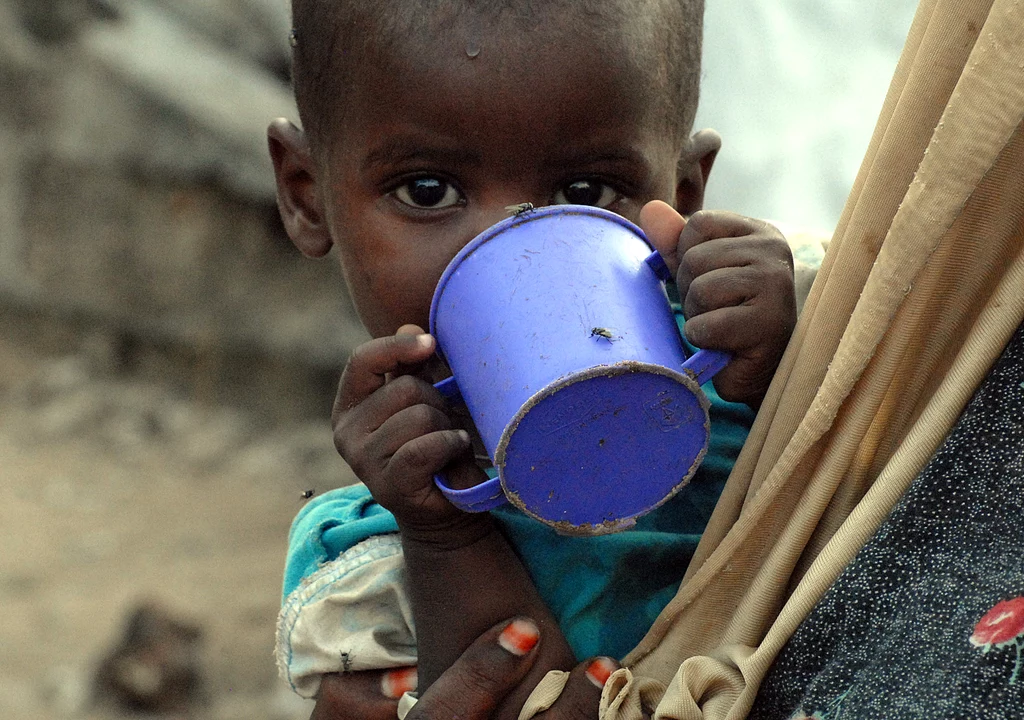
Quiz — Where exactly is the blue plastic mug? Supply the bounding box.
[429,205,729,535]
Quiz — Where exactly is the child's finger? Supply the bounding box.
[677,231,772,272]
[333,376,453,481]
[676,236,751,296]
[683,266,769,319]
[386,429,473,487]
[678,210,770,254]
[363,402,455,467]
[683,304,775,354]
[389,324,437,381]
[638,200,687,273]
[347,374,451,439]
[676,233,791,298]
[332,333,436,422]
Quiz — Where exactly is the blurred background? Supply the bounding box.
[0,1,914,718]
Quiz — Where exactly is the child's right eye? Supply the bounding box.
[392,177,464,210]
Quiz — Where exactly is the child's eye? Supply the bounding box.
[392,177,464,210]
[553,180,620,208]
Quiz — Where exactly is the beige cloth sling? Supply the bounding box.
[519,0,1024,717]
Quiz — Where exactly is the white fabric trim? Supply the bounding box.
[397,691,419,719]
[275,534,417,698]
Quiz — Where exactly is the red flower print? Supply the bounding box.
[971,596,1024,685]
[971,597,1024,649]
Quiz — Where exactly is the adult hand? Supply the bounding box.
[311,618,619,720]
[311,666,417,720]
[410,617,617,720]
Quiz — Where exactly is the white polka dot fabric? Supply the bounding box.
[752,321,1024,719]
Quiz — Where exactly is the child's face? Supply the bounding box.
[271,11,715,339]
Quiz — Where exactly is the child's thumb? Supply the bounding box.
[638,200,685,273]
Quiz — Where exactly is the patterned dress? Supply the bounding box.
[751,321,1024,719]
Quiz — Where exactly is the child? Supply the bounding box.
[269,0,798,715]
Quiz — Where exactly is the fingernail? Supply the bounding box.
[498,618,539,656]
[456,429,470,444]
[381,667,418,699]
[415,333,433,349]
[586,657,617,689]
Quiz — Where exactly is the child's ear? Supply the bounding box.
[674,129,721,216]
[267,118,333,258]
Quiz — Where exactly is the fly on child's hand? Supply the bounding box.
[640,200,796,409]
[331,324,487,537]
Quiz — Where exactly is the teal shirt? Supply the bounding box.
[282,315,754,660]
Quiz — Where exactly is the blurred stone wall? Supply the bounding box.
[0,0,365,421]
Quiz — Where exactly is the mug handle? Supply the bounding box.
[644,250,673,282]
[431,376,507,513]
[646,251,732,384]
[681,348,731,384]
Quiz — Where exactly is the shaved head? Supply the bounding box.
[289,0,704,155]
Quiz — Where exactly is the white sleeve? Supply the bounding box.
[275,533,417,698]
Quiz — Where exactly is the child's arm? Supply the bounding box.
[330,327,575,708]
[640,201,798,410]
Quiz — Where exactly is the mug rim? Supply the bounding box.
[427,204,651,359]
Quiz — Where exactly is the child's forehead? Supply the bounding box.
[331,6,683,135]
[361,5,647,72]
[340,28,664,151]
[293,0,703,157]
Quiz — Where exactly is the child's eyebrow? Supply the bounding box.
[362,137,481,171]
[546,147,650,171]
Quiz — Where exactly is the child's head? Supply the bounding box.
[270,0,718,340]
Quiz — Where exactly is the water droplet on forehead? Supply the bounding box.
[466,40,481,58]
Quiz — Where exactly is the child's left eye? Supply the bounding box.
[552,180,620,208]
[392,177,464,210]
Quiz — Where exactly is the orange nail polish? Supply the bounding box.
[498,618,540,656]
[586,657,617,689]
[381,667,418,699]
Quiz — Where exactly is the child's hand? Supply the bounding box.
[640,200,796,409]
[331,325,487,537]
